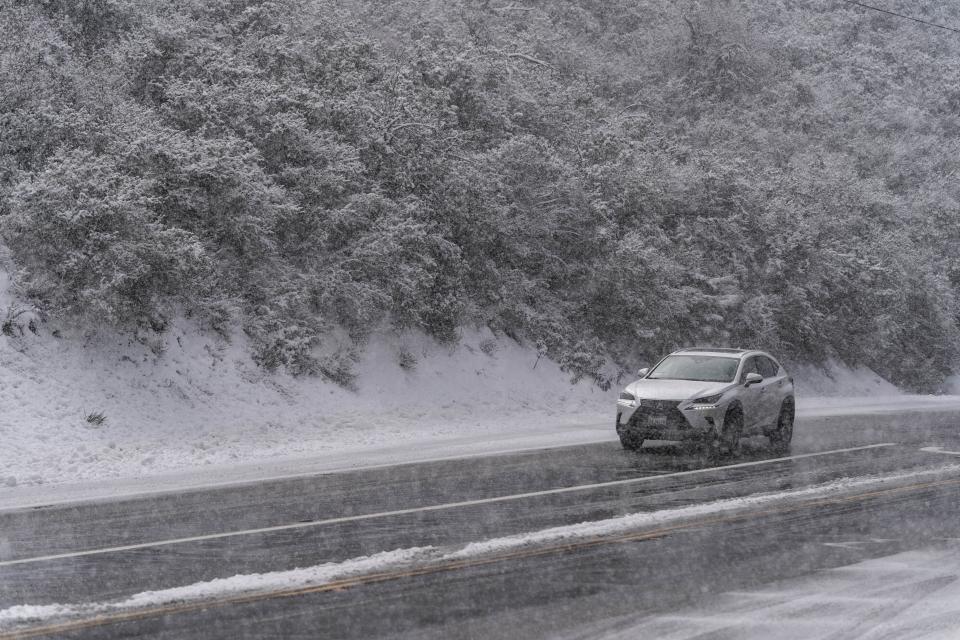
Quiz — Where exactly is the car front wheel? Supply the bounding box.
[618,429,644,451]
[708,405,742,457]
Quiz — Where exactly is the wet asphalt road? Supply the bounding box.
[2,409,960,638]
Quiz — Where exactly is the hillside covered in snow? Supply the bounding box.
[2,0,960,395]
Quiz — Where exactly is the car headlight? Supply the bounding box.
[689,393,722,409]
[617,392,638,407]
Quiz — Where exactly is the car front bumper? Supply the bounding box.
[616,400,727,441]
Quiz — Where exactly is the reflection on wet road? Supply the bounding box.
[2,409,960,638]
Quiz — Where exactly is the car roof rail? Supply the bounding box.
[674,347,748,354]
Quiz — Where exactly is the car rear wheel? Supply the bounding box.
[769,399,795,451]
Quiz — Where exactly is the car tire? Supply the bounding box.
[769,398,795,452]
[712,405,743,457]
[618,431,644,451]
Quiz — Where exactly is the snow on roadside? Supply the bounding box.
[0,546,438,629]
[0,319,613,488]
[571,545,960,640]
[789,360,901,397]
[441,462,960,559]
[0,265,956,491]
[3,463,958,631]
[0,262,614,488]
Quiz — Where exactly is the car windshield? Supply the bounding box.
[647,355,739,382]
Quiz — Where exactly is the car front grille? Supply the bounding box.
[628,400,688,431]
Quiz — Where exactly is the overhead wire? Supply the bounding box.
[841,1,960,35]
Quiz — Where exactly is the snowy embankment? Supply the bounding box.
[3,463,958,632]
[2,267,959,492]
[573,548,960,640]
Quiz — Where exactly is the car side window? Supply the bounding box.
[758,357,779,378]
[739,357,760,382]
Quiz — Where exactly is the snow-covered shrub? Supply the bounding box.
[479,338,498,357]
[2,149,206,326]
[2,0,960,390]
[245,284,328,375]
[397,347,417,371]
[316,345,359,390]
[1,304,40,337]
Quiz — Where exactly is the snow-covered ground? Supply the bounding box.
[0,306,613,490]
[2,267,960,495]
[571,544,960,640]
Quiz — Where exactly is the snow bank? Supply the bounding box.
[789,360,901,397]
[943,374,960,395]
[576,546,960,640]
[0,265,952,491]
[0,316,614,487]
[0,267,614,489]
[0,546,436,628]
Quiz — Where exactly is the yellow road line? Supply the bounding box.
[4,474,960,639]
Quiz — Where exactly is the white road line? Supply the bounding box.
[0,443,896,568]
[921,446,960,456]
[0,430,616,513]
[821,538,896,550]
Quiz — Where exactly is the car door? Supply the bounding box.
[756,356,784,427]
[737,357,765,433]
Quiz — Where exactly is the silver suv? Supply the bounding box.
[616,348,794,454]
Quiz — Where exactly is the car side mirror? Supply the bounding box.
[744,372,763,386]
[637,367,649,378]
